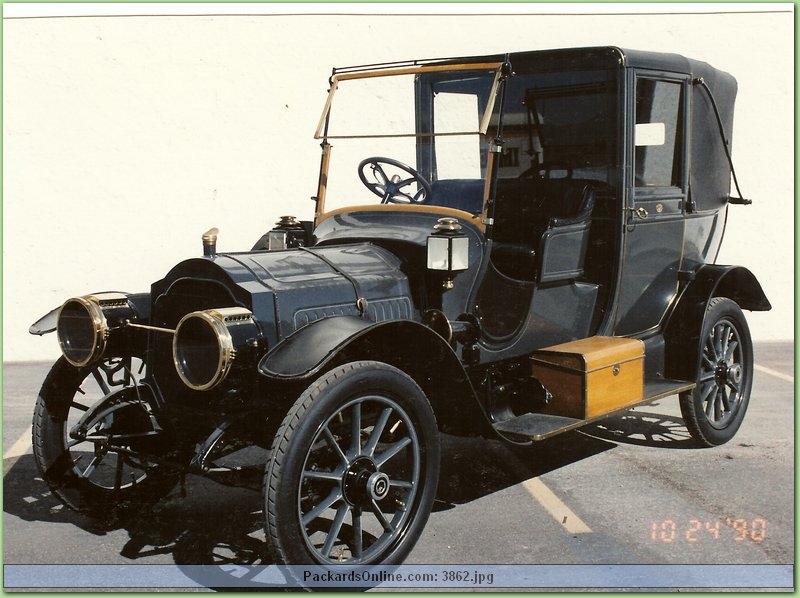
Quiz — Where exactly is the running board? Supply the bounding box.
[493,413,584,441]
[644,379,696,401]
[493,378,695,442]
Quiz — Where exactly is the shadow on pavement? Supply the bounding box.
[434,430,615,509]
[3,406,694,588]
[4,453,270,562]
[433,406,697,509]
[578,409,698,449]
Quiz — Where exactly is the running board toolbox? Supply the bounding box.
[530,336,645,419]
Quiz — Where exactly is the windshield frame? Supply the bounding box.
[314,61,505,140]
[312,62,506,224]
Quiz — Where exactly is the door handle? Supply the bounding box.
[627,206,649,221]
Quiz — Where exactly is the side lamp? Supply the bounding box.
[427,217,469,290]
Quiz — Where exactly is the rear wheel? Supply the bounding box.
[264,361,440,564]
[680,297,754,446]
[33,354,177,516]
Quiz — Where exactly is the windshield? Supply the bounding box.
[314,63,504,217]
[313,62,618,223]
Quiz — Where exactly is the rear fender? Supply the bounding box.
[259,317,492,436]
[664,264,770,380]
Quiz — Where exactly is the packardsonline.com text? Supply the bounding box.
[302,567,494,587]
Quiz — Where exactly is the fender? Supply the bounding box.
[28,306,60,336]
[28,292,151,336]
[259,316,493,436]
[664,264,771,380]
[259,316,374,379]
[70,386,162,443]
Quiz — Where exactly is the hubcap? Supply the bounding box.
[727,363,743,386]
[368,472,391,501]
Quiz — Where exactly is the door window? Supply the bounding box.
[634,79,684,188]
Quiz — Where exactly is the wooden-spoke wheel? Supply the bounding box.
[264,361,439,564]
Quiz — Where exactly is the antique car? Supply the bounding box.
[30,46,770,567]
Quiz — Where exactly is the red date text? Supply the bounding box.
[650,518,767,544]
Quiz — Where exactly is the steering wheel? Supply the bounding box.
[358,157,432,205]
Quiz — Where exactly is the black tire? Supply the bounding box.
[679,297,754,447]
[264,361,440,565]
[33,355,177,516]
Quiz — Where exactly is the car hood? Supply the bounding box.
[150,242,415,348]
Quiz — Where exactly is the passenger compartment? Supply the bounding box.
[490,178,602,282]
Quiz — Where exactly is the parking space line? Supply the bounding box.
[755,364,793,384]
[523,477,592,534]
[5,426,32,460]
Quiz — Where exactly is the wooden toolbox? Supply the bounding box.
[530,336,645,419]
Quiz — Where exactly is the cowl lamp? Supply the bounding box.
[426,217,469,290]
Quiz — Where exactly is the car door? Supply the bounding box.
[614,71,689,336]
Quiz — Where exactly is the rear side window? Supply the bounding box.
[634,79,684,187]
[499,69,618,183]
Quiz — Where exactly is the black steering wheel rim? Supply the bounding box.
[357,157,432,204]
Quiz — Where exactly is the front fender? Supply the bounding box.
[259,316,374,379]
[664,264,770,380]
[29,306,60,336]
[70,385,162,442]
[259,317,493,436]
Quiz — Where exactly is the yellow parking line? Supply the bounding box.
[755,364,794,384]
[523,477,592,534]
[5,426,32,460]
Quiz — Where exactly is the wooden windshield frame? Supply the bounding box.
[313,61,504,223]
[314,62,505,140]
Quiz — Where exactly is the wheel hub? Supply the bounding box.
[727,363,743,385]
[714,361,742,387]
[343,457,390,506]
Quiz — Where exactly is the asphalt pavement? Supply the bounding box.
[2,341,794,591]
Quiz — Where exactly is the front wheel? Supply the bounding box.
[264,361,440,564]
[32,355,177,516]
[679,297,754,446]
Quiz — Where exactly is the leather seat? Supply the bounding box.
[491,180,597,281]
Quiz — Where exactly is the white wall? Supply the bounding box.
[3,4,794,362]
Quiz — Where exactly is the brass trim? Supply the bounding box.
[202,227,219,245]
[172,307,253,392]
[125,322,176,334]
[57,296,110,367]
